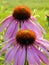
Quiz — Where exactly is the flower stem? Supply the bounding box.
[24,46,28,65]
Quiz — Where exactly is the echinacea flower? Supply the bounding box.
[0,6,45,40]
[0,30,49,65]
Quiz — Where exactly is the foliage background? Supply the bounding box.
[0,0,49,65]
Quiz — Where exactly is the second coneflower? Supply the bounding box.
[0,6,45,40]
[0,30,49,65]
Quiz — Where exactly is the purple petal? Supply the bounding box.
[1,37,15,53]
[36,38,49,49]
[5,46,14,60]
[14,47,21,65]
[27,47,36,65]
[30,16,46,34]
[35,41,49,56]
[21,22,28,30]
[18,47,25,65]
[20,21,27,30]
[23,20,42,38]
[38,38,49,44]
[0,15,13,32]
[12,22,18,37]
[6,45,19,63]
[31,46,41,65]
[33,46,49,64]
[4,20,18,40]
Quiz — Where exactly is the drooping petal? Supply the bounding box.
[27,47,36,65]
[0,15,13,32]
[5,46,14,61]
[31,46,41,65]
[18,47,25,65]
[22,20,42,38]
[35,41,49,56]
[4,20,18,40]
[6,45,19,63]
[38,38,49,45]
[1,37,15,53]
[14,47,21,65]
[30,16,46,34]
[21,22,28,30]
[33,46,49,65]
[12,22,18,37]
[36,38,49,50]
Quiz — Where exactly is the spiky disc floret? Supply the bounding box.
[13,6,31,20]
[16,30,36,46]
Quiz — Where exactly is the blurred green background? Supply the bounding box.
[0,0,49,65]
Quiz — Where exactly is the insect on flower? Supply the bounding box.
[0,30,49,65]
[0,6,45,40]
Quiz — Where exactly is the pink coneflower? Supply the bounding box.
[1,30,49,65]
[0,6,45,40]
